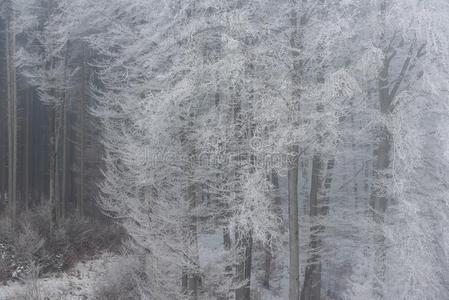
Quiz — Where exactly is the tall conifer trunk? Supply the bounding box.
[6,0,17,227]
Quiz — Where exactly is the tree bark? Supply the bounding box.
[235,229,253,300]
[55,102,62,223]
[1,27,6,208]
[61,42,70,221]
[288,2,306,297]
[288,145,300,300]
[78,46,86,216]
[263,170,282,290]
[221,225,232,300]
[6,0,17,228]
[371,1,390,296]
[49,107,56,232]
[0,101,5,206]
[186,182,201,300]
[181,112,201,299]
[232,85,253,300]
[301,154,322,300]
[24,87,32,211]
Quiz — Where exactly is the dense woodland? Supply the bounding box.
[1,0,449,299]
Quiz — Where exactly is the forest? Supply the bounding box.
[1,0,449,299]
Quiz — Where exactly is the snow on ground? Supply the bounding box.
[0,253,119,300]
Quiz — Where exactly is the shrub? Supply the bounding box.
[15,222,45,261]
[0,251,9,282]
[94,255,146,300]
[20,261,43,300]
[0,203,126,282]
[0,214,13,241]
[23,203,53,243]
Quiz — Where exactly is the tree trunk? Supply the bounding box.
[181,112,201,299]
[263,239,272,290]
[181,199,201,300]
[235,229,253,300]
[186,182,201,300]
[61,79,68,221]
[24,87,31,211]
[371,124,390,299]
[61,42,70,221]
[6,0,17,228]
[288,145,300,300]
[49,107,56,232]
[1,27,6,208]
[220,225,232,300]
[231,86,253,300]
[263,170,282,290]
[0,101,5,206]
[78,47,86,216]
[301,154,322,300]
[288,2,307,297]
[371,2,390,296]
[55,103,62,223]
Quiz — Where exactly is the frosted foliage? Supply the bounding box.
[3,0,449,299]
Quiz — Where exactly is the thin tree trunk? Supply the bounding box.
[322,159,335,216]
[288,145,300,300]
[61,81,68,221]
[78,47,86,216]
[263,239,272,290]
[181,114,201,299]
[221,225,232,300]
[263,170,282,289]
[235,229,253,300]
[301,154,322,300]
[288,2,306,297]
[49,107,56,232]
[55,103,62,223]
[187,182,201,299]
[6,0,17,228]
[24,87,31,211]
[1,34,5,206]
[0,55,7,206]
[181,190,201,300]
[0,104,5,205]
[61,42,70,221]
[232,85,253,300]
[371,2,390,296]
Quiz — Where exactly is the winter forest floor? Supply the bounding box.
[0,253,118,300]
[0,231,288,300]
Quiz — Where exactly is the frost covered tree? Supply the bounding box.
[2,0,449,299]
